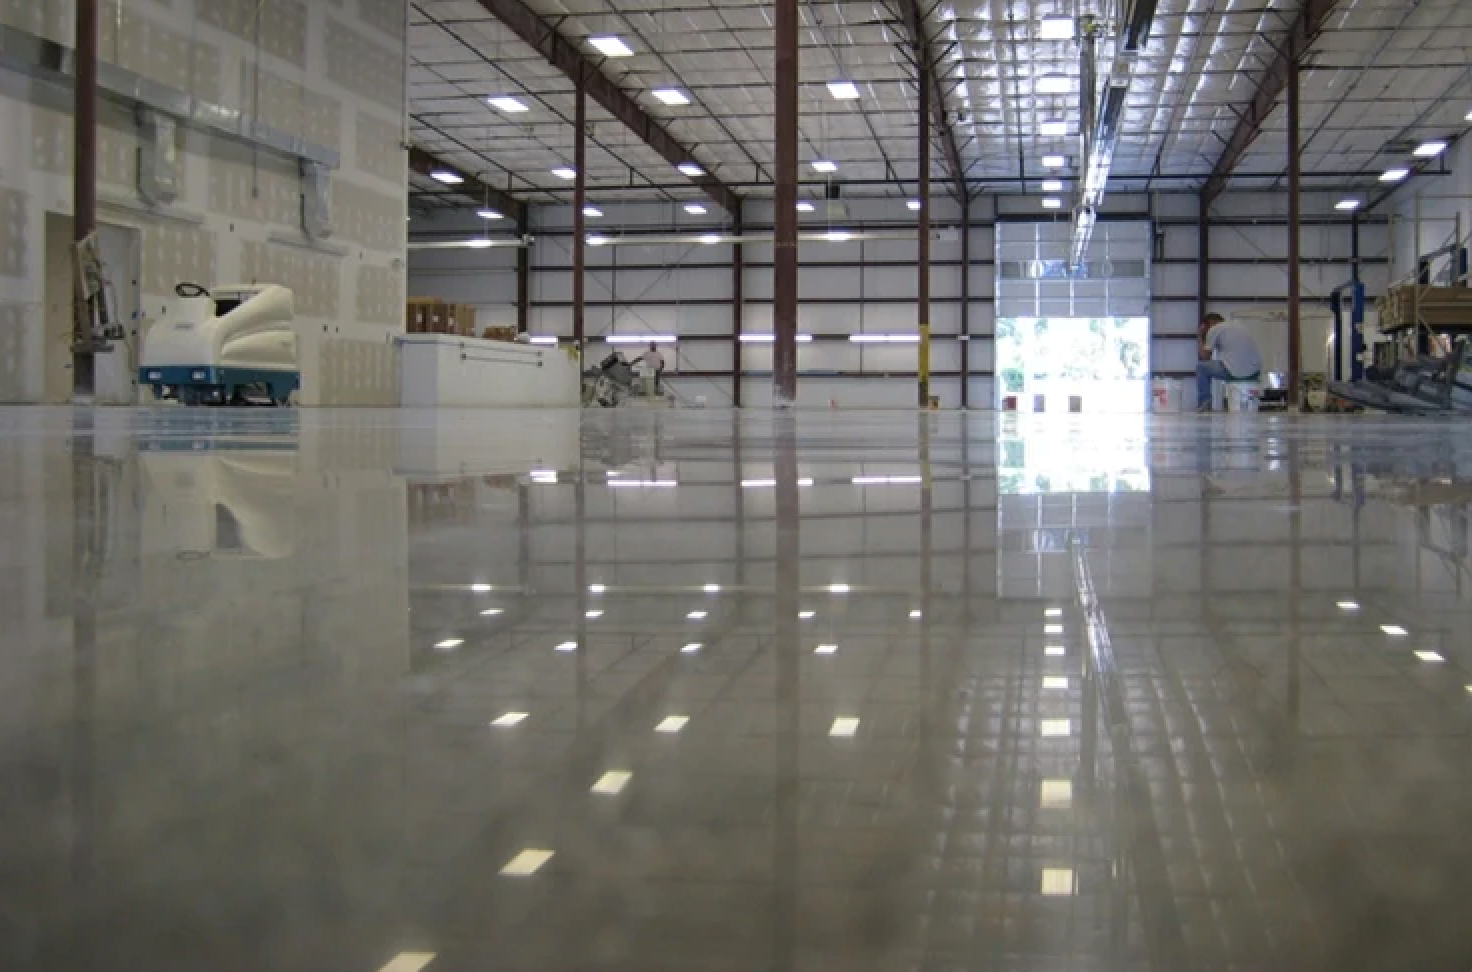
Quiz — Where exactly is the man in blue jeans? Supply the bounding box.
[1197,312,1262,411]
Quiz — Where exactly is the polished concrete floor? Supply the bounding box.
[2,406,1472,971]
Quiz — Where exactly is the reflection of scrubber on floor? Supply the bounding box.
[139,283,299,405]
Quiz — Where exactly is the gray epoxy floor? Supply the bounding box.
[3,406,1472,972]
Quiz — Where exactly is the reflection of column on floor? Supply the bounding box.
[772,415,800,970]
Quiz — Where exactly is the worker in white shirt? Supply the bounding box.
[1197,312,1263,411]
[635,342,666,394]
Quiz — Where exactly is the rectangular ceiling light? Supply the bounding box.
[480,607,503,616]
[829,584,851,594]
[1415,650,1445,662]
[605,334,677,343]
[849,334,920,343]
[555,641,577,652]
[1337,600,1360,611]
[487,96,528,113]
[686,610,708,620]
[907,199,922,211]
[1335,199,1361,211]
[815,644,838,654]
[652,88,691,106]
[684,202,707,214]
[1041,179,1064,192]
[1413,140,1448,157]
[654,715,689,733]
[500,848,554,876]
[677,162,705,176]
[699,233,722,245]
[810,160,838,173]
[433,638,463,649]
[590,770,632,794]
[1040,120,1068,136]
[476,208,503,220]
[681,642,702,653]
[796,200,816,212]
[1045,644,1065,656]
[583,205,602,217]
[799,610,816,619]
[430,169,463,185]
[1036,75,1071,94]
[1381,624,1409,636]
[1042,155,1066,168]
[1044,623,1064,634]
[527,335,557,345]
[1042,197,1063,209]
[829,717,860,737]
[588,35,634,57]
[1042,675,1069,689]
[1380,168,1410,182]
[376,953,437,972]
[585,609,603,619]
[1039,17,1075,39]
[909,609,922,619]
[489,711,528,727]
[1040,718,1071,737]
[1040,779,1073,809]
[551,167,576,180]
[738,333,812,343]
[1040,867,1076,895]
[851,475,922,485]
[827,80,861,100]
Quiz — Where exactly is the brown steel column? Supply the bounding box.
[1287,58,1302,406]
[573,72,587,359]
[917,61,932,408]
[516,209,530,334]
[732,203,744,406]
[959,195,970,408]
[73,0,98,351]
[1198,192,1210,329]
[772,0,799,405]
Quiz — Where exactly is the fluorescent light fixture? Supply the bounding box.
[1041,179,1064,192]
[1041,867,1076,895]
[1042,154,1066,168]
[1039,17,1075,39]
[500,848,554,876]
[684,202,707,214]
[591,770,632,794]
[825,230,852,242]
[907,199,922,211]
[471,583,493,592]
[686,610,708,620]
[1336,600,1360,611]
[1036,75,1071,94]
[589,583,607,594]
[682,642,702,653]
[1044,624,1064,634]
[652,88,691,106]
[910,609,922,619]
[849,333,920,343]
[1415,650,1445,662]
[430,169,463,185]
[607,479,678,487]
[476,208,503,220]
[851,475,922,485]
[464,239,494,249]
[828,583,851,594]
[740,476,813,485]
[433,638,464,650]
[796,200,816,212]
[585,609,603,619]
[1045,645,1065,656]
[703,583,721,593]
[1040,719,1071,737]
[480,608,503,616]
[1040,779,1072,809]
[487,95,528,113]
[588,35,634,57]
[677,162,705,176]
[1467,111,1472,122]
[1335,199,1361,211]
[799,610,815,620]
[655,715,689,733]
[555,641,577,652]
[605,334,677,344]
[699,233,722,245]
[815,644,838,655]
[829,717,860,737]
[551,167,576,180]
[1381,624,1408,636]
[827,80,861,100]
[810,160,838,173]
[1380,167,1410,183]
[738,334,812,343]
[376,953,437,972]
[1042,197,1063,210]
[1040,120,1068,137]
[1045,607,1063,617]
[527,335,557,345]
[583,205,602,217]
[490,711,528,727]
[586,234,610,246]
[529,469,557,483]
[1414,140,1448,157]
[1043,675,1069,689]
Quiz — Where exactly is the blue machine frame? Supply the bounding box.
[1328,280,1366,383]
[140,365,299,405]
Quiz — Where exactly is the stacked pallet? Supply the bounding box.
[406,298,477,336]
[1377,284,1472,333]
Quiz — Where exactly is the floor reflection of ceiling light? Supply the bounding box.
[799,610,815,619]
[815,644,838,655]
[829,717,860,737]
[1381,624,1408,636]
[1040,719,1070,737]
[1040,779,1072,808]
[555,641,577,652]
[480,608,503,616]
[1415,650,1444,662]
[434,638,464,650]
[490,711,528,727]
[1044,624,1064,634]
[1043,676,1069,689]
[585,609,603,619]
[591,770,632,794]
[471,583,493,592]
[1040,867,1076,895]
[376,952,437,972]
[682,642,702,653]
[687,610,708,620]
[655,715,689,733]
[500,848,554,875]
[1337,600,1360,611]
[1045,645,1065,656]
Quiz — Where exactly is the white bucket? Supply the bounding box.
[1151,378,1183,412]
[1223,382,1261,413]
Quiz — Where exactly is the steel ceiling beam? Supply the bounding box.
[408,145,526,224]
[470,0,741,215]
[1201,0,1344,202]
[895,0,967,198]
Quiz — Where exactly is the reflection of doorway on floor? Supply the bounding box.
[43,215,141,404]
[996,316,1150,413]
